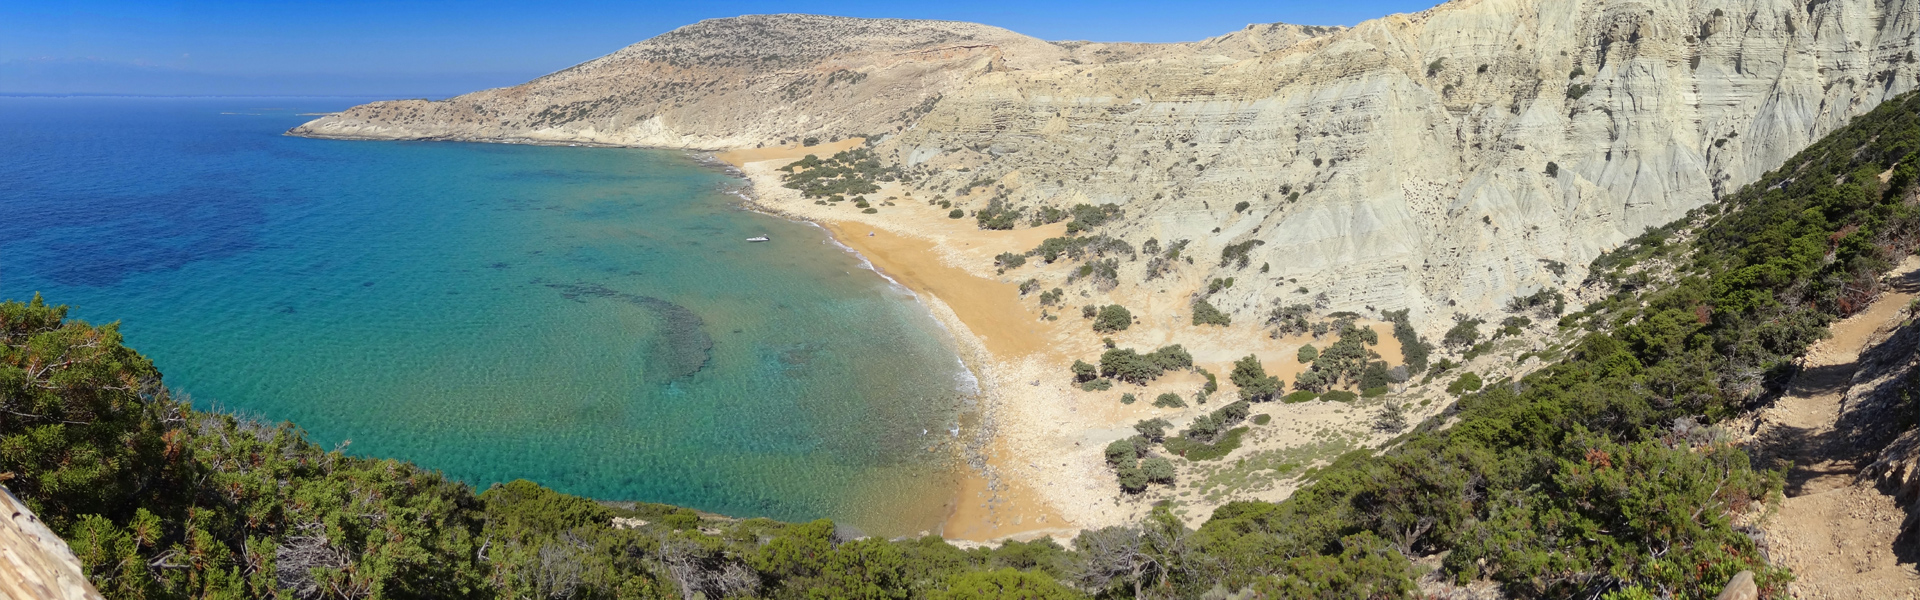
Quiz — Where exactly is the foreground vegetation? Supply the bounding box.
[10,92,1920,599]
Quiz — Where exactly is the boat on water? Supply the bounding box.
[746,236,769,242]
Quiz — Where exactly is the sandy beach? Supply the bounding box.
[716,141,1428,541]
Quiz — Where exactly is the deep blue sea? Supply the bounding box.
[0,97,972,535]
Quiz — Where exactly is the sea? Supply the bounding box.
[0,96,974,536]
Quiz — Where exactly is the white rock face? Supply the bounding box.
[292,0,1920,321]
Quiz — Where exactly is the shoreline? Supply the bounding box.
[712,141,1429,541]
[715,142,1091,542]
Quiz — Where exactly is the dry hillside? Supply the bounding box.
[294,0,1920,324]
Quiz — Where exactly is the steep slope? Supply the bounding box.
[883,0,1920,322]
[294,0,1920,323]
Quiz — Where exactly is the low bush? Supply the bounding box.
[1134,418,1171,442]
[1104,438,1142,465]
[1163,427,1249,461]
[1152,393,1187,408]
[1081,379,1113,391]
[1098,344,1192,384]
[1070,359,1098,382]
[1092,304,1132,333]
[1230,355,1284,401]
[1446,372,1483,396]
[1281,390,1319,404]
[1140,457,1176,484]
[1191,298,1231,326]
[1320,390,1357,403]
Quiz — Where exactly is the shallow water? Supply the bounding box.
[0,97,970,535]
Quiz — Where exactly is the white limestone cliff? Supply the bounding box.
[292,0,1920,321]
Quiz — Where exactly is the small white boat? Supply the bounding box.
[746,236,770,242]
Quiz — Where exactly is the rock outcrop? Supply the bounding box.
[0,487,103,600]
[293,0,1920,320]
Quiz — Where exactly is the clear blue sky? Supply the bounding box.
[1,0,1440,96]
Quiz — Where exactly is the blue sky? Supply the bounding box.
[1,0,1440,96]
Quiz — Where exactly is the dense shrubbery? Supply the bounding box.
[1190,298,1230,326]
[778,148,893,198]
[1091,304,1132,333]
[1028,235,1134,265]
[996,252,1027,269]
[1063,204,1123,234]
[1266,303,1313,337]
[1441,316,1483,351]
[976,198,1021,230]
[1228,355,1283,401]
[1093,344,1191,385]
[1292,320,1379,393]
[1219,240,1266,269]
[1381,309,1431,375]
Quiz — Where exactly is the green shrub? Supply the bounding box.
[1092,304,1132,333]
[931,568,1080,600]
[1141,457,1176,484]
[1219,240,1266,269]
[1248,533,1415,599]
[1100,347,1186,384]
[1297,344,1318,363]
[1104,438,1140,465]
[1134,418,1171,442]
[1116,460,1148,493]
[1443,318,1483,350]
[1191,298,1231,326]
[1362,386,1389,397]
[1071,359,1098,382]
[1163,427,1248,461]
[1120,393,1138,405]
[1233,200,1251,213]
[948,208,965,218]
[997,252,1027,269]
[1230,354,1284,401]
[1360,361,1391,389]
[1281,390,1320,404]
[1081,378,1113,391]
[1153,393,1186,408]
[1320,390,1357,403]
[1446,372,1483,396]
[1252,414,1272,425]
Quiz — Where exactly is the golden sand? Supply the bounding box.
[721,145,1412,541]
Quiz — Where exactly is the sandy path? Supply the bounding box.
[1755,257,1920,598]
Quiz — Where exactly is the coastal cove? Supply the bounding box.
[0,96,979,538]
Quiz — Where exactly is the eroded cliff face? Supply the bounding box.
[292,0,1920,320]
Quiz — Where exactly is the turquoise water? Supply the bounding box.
[0,97,972,535]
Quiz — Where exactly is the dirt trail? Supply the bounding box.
[1755,257,1920,599]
